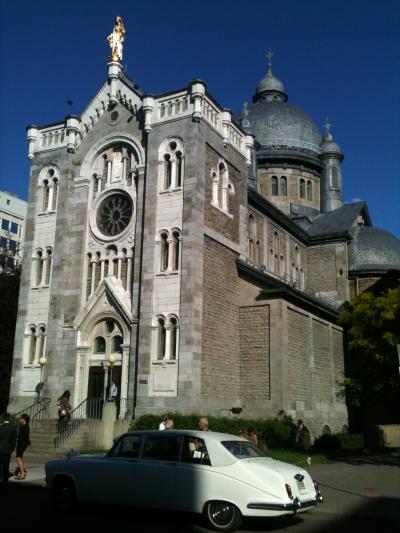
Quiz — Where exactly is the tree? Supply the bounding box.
[338,285,400,429]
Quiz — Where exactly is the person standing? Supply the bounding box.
[0,413,17,491]
[15,414,31,480]
[159,414,168,430]
[57,391,72,434]
[198,417,209,431]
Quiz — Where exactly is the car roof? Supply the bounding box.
[121,430,247,441]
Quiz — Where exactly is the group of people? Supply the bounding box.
[158,416,211,432]
[0,412,31,490]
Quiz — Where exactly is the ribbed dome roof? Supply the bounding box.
[248,101,322,155]
[348,225,400,273]
[256,68,286,96]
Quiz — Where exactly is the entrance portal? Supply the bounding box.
[87,366,104,418]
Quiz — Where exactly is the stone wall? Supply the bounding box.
[201,235,240,412]
[306,242,347,302]
[239,305,270,411]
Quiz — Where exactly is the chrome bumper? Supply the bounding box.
[248,491,324,513]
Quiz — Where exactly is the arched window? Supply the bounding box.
[164,155,172,189]
[170,316,178,360]
[273,232,279,273]
[176,152,183,188]
[211,170,219,206]
[94,336,106,353]
[280,255,285,277]
[331,167,339,189]
[29,326,37,364]
[271,176,278,196]
[112,335,123,354]
[45,249,52,285]
[172,231,181,271]
[37,325,46,361]
[160,232,169,272]
[280,176,287,196]
[227,182,235,213]
[159,139,184,191]
[43,180,50,211]
[295,246,301,284]
[157,317,166,360]
[219,161,229,211]
[307,180,312,201]
[299,179,306,199]
[36,250,44,286]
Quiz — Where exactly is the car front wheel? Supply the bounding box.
[204,500,242,532]
[52,477,77,511]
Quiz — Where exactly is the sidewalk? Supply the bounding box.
[8,462,47,487]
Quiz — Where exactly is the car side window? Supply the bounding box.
[142,435,182,461]
[181,437,211,466]
[109,435,141,459]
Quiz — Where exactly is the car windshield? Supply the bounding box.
[221,440,269,459]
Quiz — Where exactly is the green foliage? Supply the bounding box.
[338,286,400,418]
[313,432,364,452]
[130,413,296,448]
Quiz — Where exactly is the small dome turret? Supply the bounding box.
[321,121,342,155]
[253,51,288,103]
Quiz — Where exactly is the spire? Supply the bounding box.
[253,51,288,103]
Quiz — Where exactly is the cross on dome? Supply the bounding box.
[266,50,274,68]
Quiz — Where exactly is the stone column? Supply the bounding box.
[164,319,172,360]
[212,177,219,205]
[106,160,112,186]
[100,257,105,281]
[40,257,47,285]
[167,238,175,271]
[117,256,122,280]
[170,158,177,189]
[34,332,42,365]
[121,157,128,185]
[108,253,115,276]
[47,184,54,211]
[120,343,130,418]
[126,256,132,295]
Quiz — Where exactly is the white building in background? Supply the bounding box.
[0,191,28,267]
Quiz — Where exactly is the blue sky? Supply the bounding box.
[0,0,399,236]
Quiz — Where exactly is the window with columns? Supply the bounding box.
[154,314,179,361]
[211,160,234,214]
[40,168,59,212]
[92,145,138,199]
[26,324,46,365]
[271,231,279,274]
[157,229,182,274]
[35,250,44,286]
[34,247,53,287]
[159,139,184,192]
[86,247,134,300]
[248,214,256,262]
[45,248,52,284]
[292,245,304,287]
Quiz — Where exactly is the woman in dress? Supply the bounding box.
[16,414,31,480]
[57,390,72,434]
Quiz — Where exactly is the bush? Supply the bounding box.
[313,432,364,452]
[130,413,296,448]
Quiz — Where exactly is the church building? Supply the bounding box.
[9,20,400,437]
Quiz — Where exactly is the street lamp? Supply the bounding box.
[38,355,47,399]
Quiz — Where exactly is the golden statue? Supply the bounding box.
[108,16,126,62]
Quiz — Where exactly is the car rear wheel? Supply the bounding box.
[52,477,77,511]
[204,500,242,532]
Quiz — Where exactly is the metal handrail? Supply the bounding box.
[54,397,103,449]
[12,397,51,428]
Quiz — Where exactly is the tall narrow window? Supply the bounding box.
[227,182,234,214]
[160,232,169,272]
[43,180,49,211]
[299,179,305,199]
[94,336,106,353]
[331,167,339,189]
[170,317,178,360]
[248,214,256,261]
[273,232,279,273]
[176,152,183,188]
[52,178,58,210]
[280,176,287,196]
[38,326,46,360]
[36,251,43,286]
[271,176,278,196]
[164,155,172,189]
[29,327,36,364]
[112,335,123,354]
[256,241,261,264]
[45,249,52,284]
[219,161,229,211]
[173,231,180,271]
[157,317,166,360]
[307,180,312,201]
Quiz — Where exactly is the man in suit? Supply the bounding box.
[0,413,17,490]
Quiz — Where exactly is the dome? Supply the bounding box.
[348,225,400,273]
[248,101,322,155]
[256,68,287,97]
[321,124,342,155]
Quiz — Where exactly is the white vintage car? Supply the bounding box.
[45,430,323,531]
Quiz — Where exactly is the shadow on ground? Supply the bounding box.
[3,484,400,532]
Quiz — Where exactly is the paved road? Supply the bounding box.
[3,459,400,532]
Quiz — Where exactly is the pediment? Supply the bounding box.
[73,276,136,330]
[77,78,143,148]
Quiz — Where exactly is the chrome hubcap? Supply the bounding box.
[210,502,234,526]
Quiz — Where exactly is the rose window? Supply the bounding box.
[97,193,133,236]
